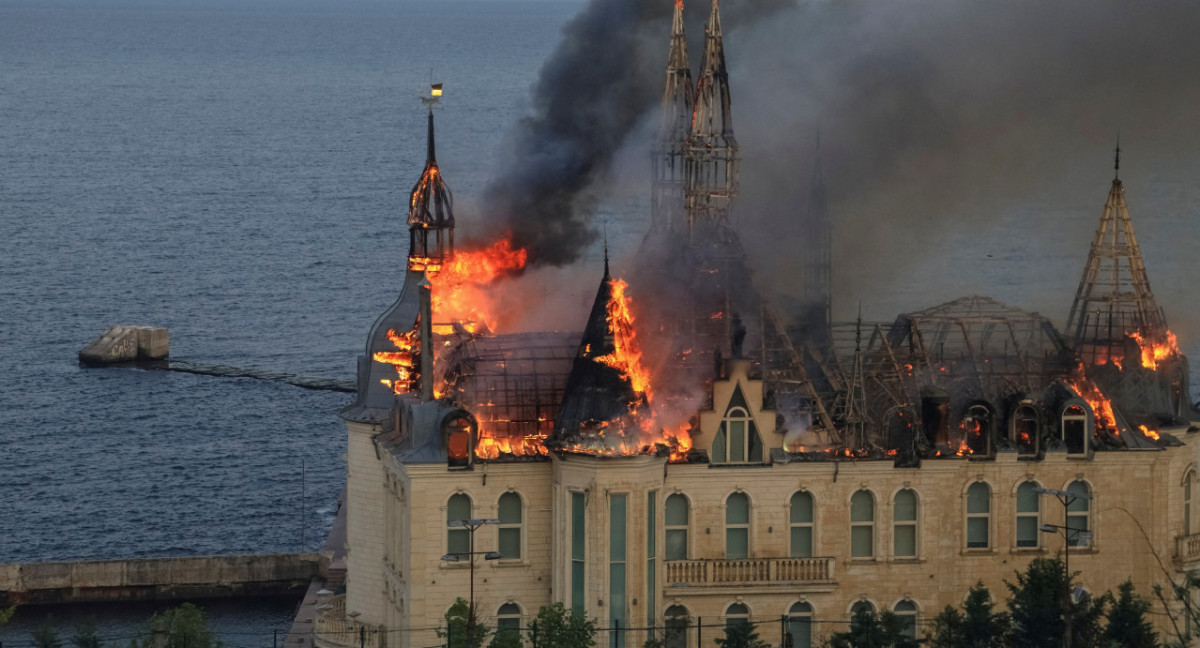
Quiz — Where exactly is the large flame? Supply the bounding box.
[1129,330,1181,370]
[594,278,653,397]
[430,237,527,330]
[1067,365,1118,432]
[373,325,420,395]
[1138,424,1161,441]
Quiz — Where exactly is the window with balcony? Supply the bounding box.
[790,491,814,558]
[893,489,918,558]
[447,493,471,555]
[850,490,875,558]
[665,494,689,561]
[966,482,991,549]
[1016,481,1040,548]
[726,492,751,559]
[498,492,522,559]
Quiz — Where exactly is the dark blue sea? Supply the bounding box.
[3,0,1200,638]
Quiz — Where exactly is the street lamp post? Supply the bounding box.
[442,518,502,648]
[1035,486,1093,648]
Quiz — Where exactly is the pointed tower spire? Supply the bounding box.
[408,87,455,270]
[1066,154,1168,366]
[684,0,739,241]
[799,129,832,345]
[650,0,695,233]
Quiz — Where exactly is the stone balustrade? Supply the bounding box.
[665,557,835,587]
[1176,533,1200,564]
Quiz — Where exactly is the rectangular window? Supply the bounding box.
[851,526,873,558]
[572,492,586,615]
[1016,486,1039,548]
[729,421,746,462]
[791,527,813,557]
[610,494,627,648]
[966,519,989,548]
[647,491,656,627]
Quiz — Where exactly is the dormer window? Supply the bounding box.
[443,412,475,467]
[711,406,762,463]
[1062,405,1089,455]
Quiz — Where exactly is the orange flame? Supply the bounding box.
[373,325,420,394]
[1129,330,1180,370]
[1138,424,1161,441]
[429,237,527,330]
[954,439,973,457]
[1067,365,1118,432]
[594,278,653,398]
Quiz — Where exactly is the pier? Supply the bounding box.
[0,553,323,607]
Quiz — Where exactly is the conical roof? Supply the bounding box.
[689,0,736,147]
[408,110,455,234]
[552,260,645,444]
[1065,161,1167,365]
[658,0,694,145]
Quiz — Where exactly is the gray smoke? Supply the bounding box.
[485,0,795,267]
[729,0,1200,328]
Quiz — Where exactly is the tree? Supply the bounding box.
[32,616,63,648]
[1105,580,1157,648]
[715,621,769,648]
[137,603,221,648]
[73,618,104,648]
[440,598,490,648]
[927,582,1010,648]
[827,607,918,648]
[0,605,15,627]
[527,603,596,648]
[1007,556,1107,648]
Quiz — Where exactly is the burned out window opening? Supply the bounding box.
[965,482,991,549]
[1011,403,1041,455]
[920,388,951,450]
[850,489,876,558]
[962,403,994,457]
[442,410,476,468]
[1061,405,1089,455]
[1015,481,1041,548]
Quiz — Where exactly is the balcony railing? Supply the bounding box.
[1176,533,1200,564]
[665,557,835,587]
[314,595,384,648]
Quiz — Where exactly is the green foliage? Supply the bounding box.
[1006,556,1108,648]
[1105,580,1157,648]
[643,614,689,648]
[32,615,64,648]
[488,627,523,648]
[136,603,221,648]
[527,603,596,648]
[827,607,917,648]
[715,622,769,648]
[0,605,16,627]
[439,598,490,648]
[72,618,104,648]
[928,582,1010,648]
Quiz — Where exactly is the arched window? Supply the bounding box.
[893,489,918,558]
[498,492,522,559]
[850,490,875,558]
[724,603,750,628]
[963,404,992,456]
[1067,481,1092,548]
[496,603,522,640]
[1186,471,1196,536]
[712,406,764,463]
[893,601,918,639]
[1016,481,1040,548]
[663,605,690,648]
[1062,405,1088,455]
[665,494,689,561]
[447,493,471,555]
[1012,404,1040,455]
[443,412,474,467]
[726,493,751,559]
[849,600,875,626]
[966,482,991,549]
[787,602,813,648]
[790,492,815,558]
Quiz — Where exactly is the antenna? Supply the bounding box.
[1114,132,1121,181]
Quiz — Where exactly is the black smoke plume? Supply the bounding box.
[485,0,795,267]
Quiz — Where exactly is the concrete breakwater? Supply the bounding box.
[0,554,323,606]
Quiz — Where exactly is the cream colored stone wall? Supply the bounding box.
[344,420,389,625]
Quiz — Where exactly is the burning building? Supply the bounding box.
[323,4,1200,648]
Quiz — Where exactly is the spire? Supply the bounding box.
[799,128,832,345]
[407,89,455,269]
[1065,154,1168,366]
[684,0,739,239]
[1113,133,1121,181]
[650,0,695,233]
